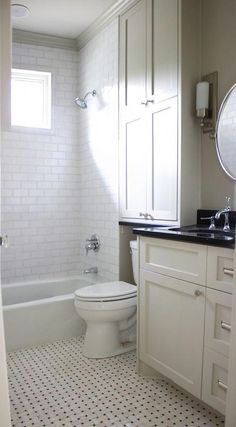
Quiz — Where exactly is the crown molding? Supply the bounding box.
[13,0,139,52]
[12,29,77,51]
[76,0,139,50]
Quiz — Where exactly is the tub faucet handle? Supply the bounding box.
[85,234,100,255]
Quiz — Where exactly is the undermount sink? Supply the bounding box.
[169,227,235,240]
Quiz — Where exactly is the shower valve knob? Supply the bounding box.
[1,234,9,248]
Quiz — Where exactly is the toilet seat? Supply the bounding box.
[74,281,137,302]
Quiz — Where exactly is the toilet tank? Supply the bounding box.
[130,240,138,285]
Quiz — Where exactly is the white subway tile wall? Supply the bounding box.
[2,19,119,284]
[76,19,119,280]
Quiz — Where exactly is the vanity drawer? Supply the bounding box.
[207,246,234,294]
[140,237,207,285]
[205,288,232,358]
[202,348,228,415]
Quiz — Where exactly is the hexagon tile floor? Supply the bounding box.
[7,337,225,427]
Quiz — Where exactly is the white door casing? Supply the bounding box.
[0,0,12,426]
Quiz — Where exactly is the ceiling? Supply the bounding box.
[11,0,118,39]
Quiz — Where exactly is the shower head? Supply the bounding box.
[74,89,96,109]
[74,97,87,109]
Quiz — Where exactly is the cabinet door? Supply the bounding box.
[139,270,205,397]
[147,0,178,102]
[119,0,148,219]
[147,97,178,220]
[119,114,147,218]
[120,0,147,110]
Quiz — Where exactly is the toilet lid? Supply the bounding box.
[74,281,137,301]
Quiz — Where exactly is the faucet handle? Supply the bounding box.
[225,196,231,210]
[200,216,216,230]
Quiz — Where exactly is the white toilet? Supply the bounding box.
[74,240,138,358]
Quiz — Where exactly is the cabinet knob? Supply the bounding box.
[194,289,203,297]
[147,99,154,103]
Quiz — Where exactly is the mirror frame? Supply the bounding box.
[216,83,236,181]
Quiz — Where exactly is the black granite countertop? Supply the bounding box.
[131,210,236,249]
[133,224,235,248]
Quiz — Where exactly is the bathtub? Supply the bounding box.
[2,275,107,352]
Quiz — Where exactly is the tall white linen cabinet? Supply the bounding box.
[119,0,201,226]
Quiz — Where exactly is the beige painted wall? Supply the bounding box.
[201,0,236,209]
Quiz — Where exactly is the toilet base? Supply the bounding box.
[83,340,136,359]
[82,321,136,359]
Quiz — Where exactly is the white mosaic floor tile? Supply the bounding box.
[7,337,225,427]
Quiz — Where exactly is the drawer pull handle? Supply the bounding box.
[223,267,234,276]
[221,321,231,332]
[194,289,203,297]
[217,379,228,392]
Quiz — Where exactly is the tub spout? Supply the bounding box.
[83,267,98,274]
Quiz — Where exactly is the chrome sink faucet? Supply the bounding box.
[215,197,231,231]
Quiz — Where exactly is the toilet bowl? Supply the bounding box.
[74,240,138,359]
[74,281,137,358]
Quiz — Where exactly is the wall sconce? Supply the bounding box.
[196,71,218,135]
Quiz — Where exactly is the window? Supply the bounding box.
[11,69,52,129]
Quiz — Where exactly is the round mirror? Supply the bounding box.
[216,84,236,180]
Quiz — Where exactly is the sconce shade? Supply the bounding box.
[196,81,209,110]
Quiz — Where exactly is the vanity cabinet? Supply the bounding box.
[138,236,234,414]
[119,0,200,225]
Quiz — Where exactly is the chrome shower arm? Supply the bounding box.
[84,90,96,100]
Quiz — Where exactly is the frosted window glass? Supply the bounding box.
[11,69,51,129]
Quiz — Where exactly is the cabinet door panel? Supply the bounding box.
[120,117,147,217]
[147,97,178,220]
[120,0,147,109]
[139,270,205,397]
[140,237,207,285]
[147,0,178,101]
